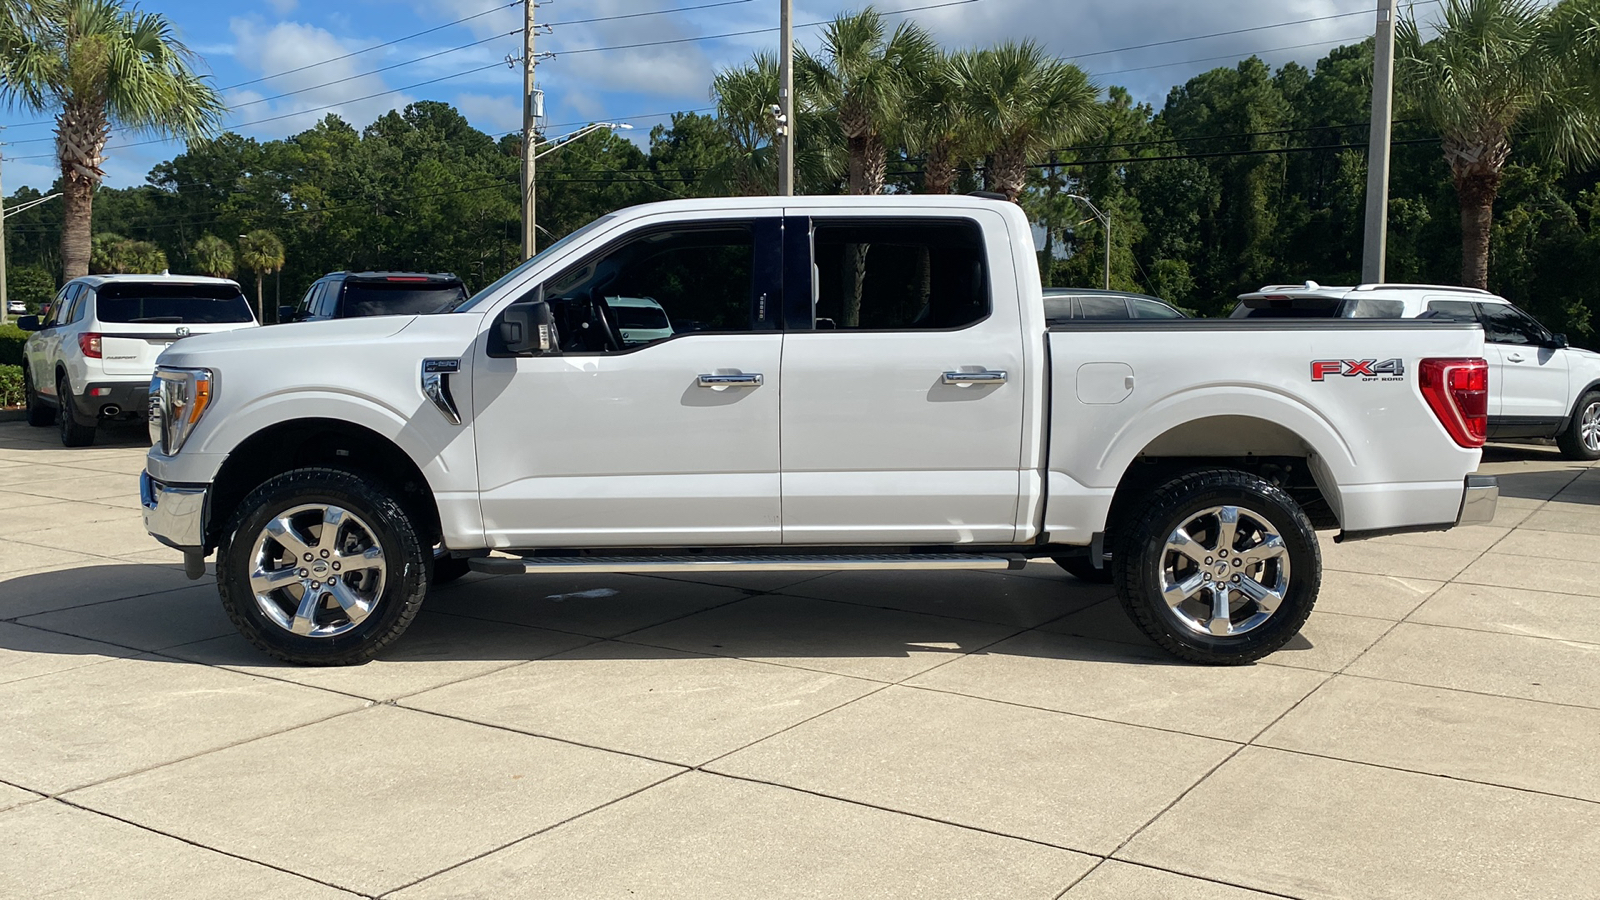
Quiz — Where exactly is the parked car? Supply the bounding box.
[142,195,1495,668]
[18,274,258,446]
[282,271,468,323]
[1235,282,1600,459]
[1043,287,1186,321]
[7,299,26,315]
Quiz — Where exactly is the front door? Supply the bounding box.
[472,217,785,548]
[1479,303,1570,429]
[778,212,1027,544]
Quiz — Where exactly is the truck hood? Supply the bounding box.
[157,315,419,367]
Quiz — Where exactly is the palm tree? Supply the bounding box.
[796,7,935,196]
[238,230,284,322]
[0,0,223,280]
[190,233,234,278]
[89,232,165,273]
[955,42,1100,202]
[1399,0,1600,290]
[905,49,970,195]
[711,51,839,195]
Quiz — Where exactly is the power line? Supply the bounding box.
[1089,35,1370,79]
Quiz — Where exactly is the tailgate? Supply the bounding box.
[101,323,255,376]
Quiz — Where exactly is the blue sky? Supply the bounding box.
[0,0,1385,191]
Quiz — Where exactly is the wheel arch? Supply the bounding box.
[205,418,442,553]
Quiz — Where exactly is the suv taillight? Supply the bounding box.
[1419,357,1488,447]
[79,333,102,358]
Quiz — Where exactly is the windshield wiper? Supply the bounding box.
[128,316,184,323]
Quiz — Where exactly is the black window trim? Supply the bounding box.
[782,214,995,335]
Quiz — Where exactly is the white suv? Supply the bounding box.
[18,274,259,446]
[1236,282,1600,459]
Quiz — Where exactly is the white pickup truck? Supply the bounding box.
[141,195,1498,667]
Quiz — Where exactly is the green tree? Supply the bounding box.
[797,7,934,195]
[190,234,234,278]
[238,230,285,321]
[1399,0,1600,289]
[5,265,57,314]
[0,0,223,281]
[905,49,969,194]
[955,41,1099,202]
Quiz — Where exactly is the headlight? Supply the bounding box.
[150,367,215,455]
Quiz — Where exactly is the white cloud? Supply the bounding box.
[225,17,416,135]
[452,91,522,134]
[264,0,299,15]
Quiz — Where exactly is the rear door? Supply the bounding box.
[93,283,258,376]
[777,211,1026,544]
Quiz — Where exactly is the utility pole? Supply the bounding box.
[777,0,794,196]
[1362,0,1396,284]
[521,0,539,259]
[0,136,8,327]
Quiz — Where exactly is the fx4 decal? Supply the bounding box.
[1311,358,1405,382]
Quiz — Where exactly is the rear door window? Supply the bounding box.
[339,280,469,318]
[1077,296,1130,319]
[1424,299,1478,320]
[94,284,254,324]
[808,219,989,330]
[1130,298,1184,319]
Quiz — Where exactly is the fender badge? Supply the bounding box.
[423,358,461,374]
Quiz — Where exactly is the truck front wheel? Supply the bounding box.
[217,467,428,665]
[1115,468,1319,665]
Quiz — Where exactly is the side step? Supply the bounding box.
[468,553,1028,575]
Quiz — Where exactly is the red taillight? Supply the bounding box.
[1419,357,1488,448]
[78,332,102,358]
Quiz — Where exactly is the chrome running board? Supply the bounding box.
[468,553,1028,575]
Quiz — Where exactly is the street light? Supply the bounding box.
[523,122,633,259]
[1064,193,1111,290]
[532,122,632,161]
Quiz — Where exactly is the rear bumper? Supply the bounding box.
[1457,474,1499,526]
[70,380,149,422]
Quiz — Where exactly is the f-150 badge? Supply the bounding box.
[1311,359,1405,381]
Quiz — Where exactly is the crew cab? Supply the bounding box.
[1237,282,1600,459]
[141,196,1498,667]
[18,274,258,446]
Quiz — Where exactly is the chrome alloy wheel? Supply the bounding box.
[1159,504,1291,638]
[1582,400,1600,454]
[248,504,387,638]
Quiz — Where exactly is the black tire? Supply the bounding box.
[1556,390,1600,461]
[431,549,472,585]
[24,369,54,427]
[1115,468,1320,665]
[1052,554,1114,583]
[216,467,428,665]
[56,375,96,447]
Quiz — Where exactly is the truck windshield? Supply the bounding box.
[96,284,255,323]
[342,282,467,317]
[451,214,619,312]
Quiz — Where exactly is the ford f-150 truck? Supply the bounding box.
[141,195,1498,667]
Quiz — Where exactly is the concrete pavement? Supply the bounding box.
[2,421,1598,898]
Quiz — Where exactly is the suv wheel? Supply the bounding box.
[217,467,428,665]
[24,370,55,427]
[1557,390,1600,461]
[1116,468,1320,665]
[56,375,96,446]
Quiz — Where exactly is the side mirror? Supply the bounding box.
[1551,333,1569,349]
[277,305,297,323]
[16,315,42,332]
[497,288,560,356]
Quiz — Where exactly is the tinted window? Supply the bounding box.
[1343,298,1404,318]
[95,284,254,324]
[544,224,757,352]
[1231,296,1341,318]
[295,283,319,317]
[811,219,988,330]
[340,282,468,318]
[1078,296,1130,319]
[1041,294,1073,321]
[1424,300,1478,320]
[312,282,337,317]
[1480,304,1551,345]
[1130,298,1184,319]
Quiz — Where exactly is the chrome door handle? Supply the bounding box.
[697,373,763,388]
[942,370,1008,386]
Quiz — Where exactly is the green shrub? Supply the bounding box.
[0,364,22,408]
[0,324,27,368]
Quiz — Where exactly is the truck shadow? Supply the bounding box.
[0,563,1329,671]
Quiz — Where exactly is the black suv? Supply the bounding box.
[281,272,469,322]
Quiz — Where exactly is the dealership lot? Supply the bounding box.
[1,419,1597,898]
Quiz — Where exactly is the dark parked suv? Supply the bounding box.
[282,272,469,322]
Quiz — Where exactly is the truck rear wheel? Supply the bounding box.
[1557,390,1600,461]
[1115,468,1319,665]
[216,467,428,665]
